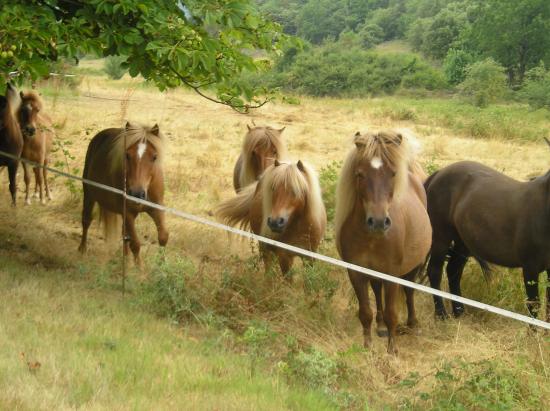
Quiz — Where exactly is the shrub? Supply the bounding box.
[459,58,507,107]
[519,63,550,109]
[302,262,338,302]
[443,48,476,85]
[318,160,341,223]
[104,55,127,80]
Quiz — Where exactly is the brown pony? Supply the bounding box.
[425,160,550,322]
[0,83,24,205]
[335,130,431,354]
[18,90,54,205]
[218,160,326,276]
[232,124,287,192]
[78,122,168,265]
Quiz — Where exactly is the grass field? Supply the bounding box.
[1,60,549,409]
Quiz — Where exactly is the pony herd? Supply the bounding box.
[1,83,549,355]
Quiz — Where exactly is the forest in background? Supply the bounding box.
[251,0,550,108]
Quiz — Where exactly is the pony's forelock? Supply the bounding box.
[239,126,286,188]
[20,91,44,113]
[260,161,325,237]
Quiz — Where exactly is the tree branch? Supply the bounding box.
[168,66,270,113]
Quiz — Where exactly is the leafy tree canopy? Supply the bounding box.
[0,0,295,111]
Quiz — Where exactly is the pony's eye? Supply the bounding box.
[356,172,364,179]
[126,153,130,161]
[152,154,158,162]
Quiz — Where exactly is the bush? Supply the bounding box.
[444,48,476,85]
[272,42,447,97]
[459,58,507,107]
[318,160,341,223]
[519,63,550,109]
[104,55,127,80]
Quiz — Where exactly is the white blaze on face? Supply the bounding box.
[137,143,147,160]
[370,156,383,170]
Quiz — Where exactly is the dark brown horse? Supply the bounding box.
[425,160,550,322]
[336,130,431,354]
[78,122,168,265]
[217,160,326,276]
[18,90,54,205]
[232,124,286,192]
[0,83,24,205]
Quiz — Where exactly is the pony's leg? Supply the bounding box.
[523,268,540,319]
[348,269,373,348]
[546,270,550,323]
[33,166,44,204]
[383,281,400,354]
[277,251,294,282]
[260,244,276,275]
[146,208,169,246]
[43,159,52,200]
[427,235,452,319]
[370,279,387,337]
[402,268,420,329]
[23,162,31,205]
[446,243,469,317]
[78,193,94,253]
[8,162,18,206]
[124,213,141,267]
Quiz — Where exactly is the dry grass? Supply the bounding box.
[0,65,549,409]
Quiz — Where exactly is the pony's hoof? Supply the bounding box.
[386,343,398,355]
[452,306,465,318]
[397,324,420,335]
[40,199,46,205]
[435,310,449,320]
[25,199,31,206]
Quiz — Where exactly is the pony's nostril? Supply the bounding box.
[384,217,392,229]
[277,217,285,226]
[367,217,375,227]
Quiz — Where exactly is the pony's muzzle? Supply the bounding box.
[23,125,36,137]
[128,188,147,200]
[267,216,287,233]
[366,216,392,233]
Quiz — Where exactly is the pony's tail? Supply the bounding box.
[99,206,121,243]
[475,257,492,283]
[214,183,256,230]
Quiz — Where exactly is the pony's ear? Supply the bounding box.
[278,126,286,133]
[544,137,550,150]
[274,159,281,167]
[354,132,365,150]
[19,91,24,100]
[247,124,252,131]
[395,133,403,145]
[297,160,305,173]
[151,123,160,136]
[125,121,132,131]
[354,131,361,137]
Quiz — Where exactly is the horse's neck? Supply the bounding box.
[0,109,23,148]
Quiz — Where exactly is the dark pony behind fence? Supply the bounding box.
[0,83,24,205]
[335,130,431,354]
[425,159,550,322]
[18,90,55,205]
[78,122,168,265]
[233,124,286,192]
[218,159,326,276]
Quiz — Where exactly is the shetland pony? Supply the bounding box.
[335,130,431,354]
[425,160,550,321]
[232,124,286,192]
[78,122,168,265]
[218,160,326,276]
[18,90,54,205]
[0,83,24,205]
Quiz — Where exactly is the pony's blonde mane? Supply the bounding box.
[260,161,325,237]
[334,129,421,243]
[108,123,164,174]
[239,125,287,188]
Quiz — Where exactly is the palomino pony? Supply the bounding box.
[218,160,326,276]
[232,124,286,192]
[18,90,54,205]
[425,160,550,322]
[0,83,24,205]
[335,130,431,354]
[78,122,168,265]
